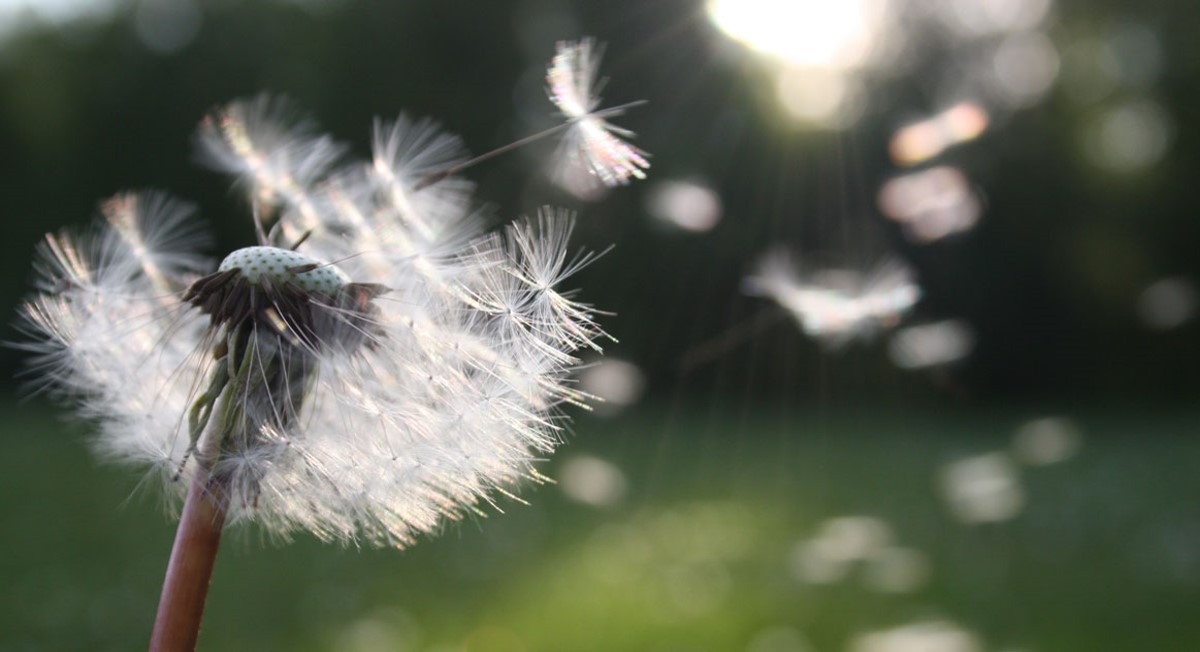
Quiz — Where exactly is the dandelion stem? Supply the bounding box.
[149,468,228,652]
[413,99,648,191]
[414,121,573,190]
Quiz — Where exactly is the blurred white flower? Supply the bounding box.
[17,96,612,547]
[744,250,921,347]
[547,38,650,187]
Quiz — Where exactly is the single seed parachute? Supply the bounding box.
[547,37,651,187]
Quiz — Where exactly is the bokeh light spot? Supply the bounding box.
[645,180,723,232]
[940,452,1024,523]
[888,320,976,369]
[1085,99,1174,172]
[134,0,202,55]
[850,620,984,652]
[879,167,982,241]
[747,626,815,652]
[990,32,1060,107]
[941,0,1052,37]
[775,67,864,127]
[558,454,629,508]
[889,102,989,166]
[862,546,931,594]
[576,358,646,416]
[1012,417,1083,466]
[1137,277,1197,330]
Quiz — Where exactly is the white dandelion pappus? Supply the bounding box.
[195,94,345,233]
[743,250,921,347]
[17,97,614,548]
[547,38,650,187]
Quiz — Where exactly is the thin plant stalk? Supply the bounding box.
[148,466,229,652]
[412,100,647,190]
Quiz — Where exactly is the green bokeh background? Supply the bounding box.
[1,1,1197,650]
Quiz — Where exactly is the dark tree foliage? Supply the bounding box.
[1,0,1196,403]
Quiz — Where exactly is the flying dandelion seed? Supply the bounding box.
[743,249,921,347]
[547,38,650,187]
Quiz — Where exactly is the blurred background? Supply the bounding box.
[1,0,1198,650]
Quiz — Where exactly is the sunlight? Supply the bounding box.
[708,0,884,70]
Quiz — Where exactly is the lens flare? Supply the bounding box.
[708,0,887,70]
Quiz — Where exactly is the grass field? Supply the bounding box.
[1,400,1198,651]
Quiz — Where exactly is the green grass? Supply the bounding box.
[1,401,1198,651]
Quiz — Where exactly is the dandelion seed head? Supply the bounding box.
[17,91,625,548]
[218,246,351,293]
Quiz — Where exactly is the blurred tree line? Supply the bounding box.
[1,0,1196,405]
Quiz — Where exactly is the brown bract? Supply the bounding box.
[183,268,388,353]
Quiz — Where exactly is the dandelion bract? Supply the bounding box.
[17,96,612,548]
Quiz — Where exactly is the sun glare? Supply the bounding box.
[708,0,883,70]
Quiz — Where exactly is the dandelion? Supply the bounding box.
[547,37,650,187]
[743,249,921,347]
[16,87,627,648]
